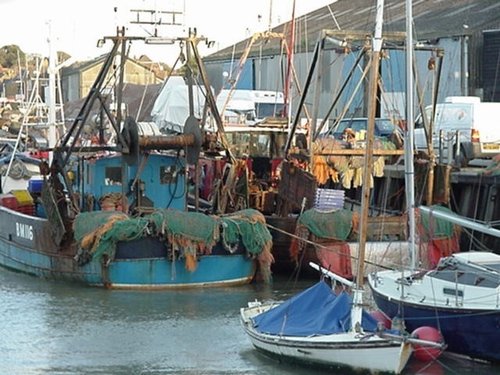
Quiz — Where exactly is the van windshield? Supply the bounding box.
[423,105,471,125]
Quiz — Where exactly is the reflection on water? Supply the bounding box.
[0,269,498,375]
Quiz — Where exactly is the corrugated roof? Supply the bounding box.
[204,0,500,61]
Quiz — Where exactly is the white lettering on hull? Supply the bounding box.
[16,222,33,241]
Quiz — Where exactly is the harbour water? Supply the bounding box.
[0,268,499,375]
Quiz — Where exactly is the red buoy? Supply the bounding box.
[370,310,392,329]
[411,326,444,362]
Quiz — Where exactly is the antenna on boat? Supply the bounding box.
[130,7,183,38]
[47,21,58,165]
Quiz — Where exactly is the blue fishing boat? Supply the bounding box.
[0,27,273,289]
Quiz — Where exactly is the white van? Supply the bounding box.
[215,89,285,125]
[414,96,500,166]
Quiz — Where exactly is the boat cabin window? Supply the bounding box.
[443,288,463,297]
[105,167,122,186]
[430,267,500,288]
[226,133,271,158]
[225,132,288,159]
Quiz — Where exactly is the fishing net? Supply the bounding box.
[315,241,353,279]
[297,208,355,240]
[220,209,274,282]
[74,211,149,260]
[417,205,457,239]
[149,208,219,255]
[220,209,272,255]
[290,208,356,270]
[74,211,128,248]
[72,208,274,277]
[417,205,461,268]
[91,217,150,260]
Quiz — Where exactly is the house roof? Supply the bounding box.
[61,54,108,75]
[61,54,163,78]
[204,0,500,62]
[63,83,162,123]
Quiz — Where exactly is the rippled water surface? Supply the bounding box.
[0,268,499,375]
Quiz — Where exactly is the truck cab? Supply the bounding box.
[414,96,500,166]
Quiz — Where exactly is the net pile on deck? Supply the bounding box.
[290,208,358,277]
[73,208,273,278]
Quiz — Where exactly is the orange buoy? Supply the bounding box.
[411,326,444,362]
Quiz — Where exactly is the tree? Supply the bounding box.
[0,45,25,68]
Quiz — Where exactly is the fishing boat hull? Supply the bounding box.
[265,215,298,275]
[0,206,257,289]
[240,302,412,374]
[368,252,500,363]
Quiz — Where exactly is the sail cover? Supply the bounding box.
[252,280,379,336]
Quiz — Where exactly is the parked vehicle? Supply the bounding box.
[322,117,402,142]
[414,96,500,166]
[215,89,285,125]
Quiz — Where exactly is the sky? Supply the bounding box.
[0,0,335,65]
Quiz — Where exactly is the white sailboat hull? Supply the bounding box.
[241,303,412,374]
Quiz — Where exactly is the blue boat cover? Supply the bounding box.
[252,280,379,336]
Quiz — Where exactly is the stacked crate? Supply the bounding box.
[314,188,345,212]
[0,193,19,211]
[10,190,35,216]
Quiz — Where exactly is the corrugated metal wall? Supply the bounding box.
[205,35,465,125]
[482,30,500,102]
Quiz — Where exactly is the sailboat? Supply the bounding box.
[367,0,500,363]
[368,206,500,362]
[240,1,444,373]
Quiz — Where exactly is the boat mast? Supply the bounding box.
[353,0,384,327]
[47,21,58,164]
[283,0,296,121]
[405,0,417,270]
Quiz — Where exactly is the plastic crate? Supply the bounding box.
[314,188,345,212]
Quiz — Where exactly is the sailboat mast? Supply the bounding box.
[47,21,58,164]
[405,0,417,270]
[356,0,384,288]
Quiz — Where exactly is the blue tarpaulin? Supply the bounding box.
[252,280,379,336]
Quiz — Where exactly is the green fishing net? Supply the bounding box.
[220,209,273,256]
[418,205,456,238]
[73,208,272,260]
[297,208,354,240]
